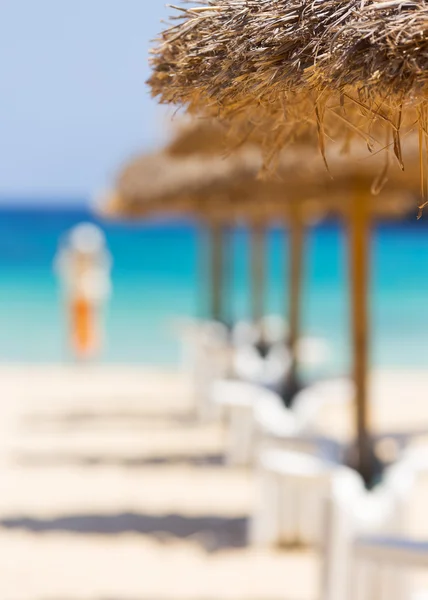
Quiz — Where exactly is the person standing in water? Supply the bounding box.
[55,223,112,361]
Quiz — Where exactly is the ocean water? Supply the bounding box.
[1,206,428,372]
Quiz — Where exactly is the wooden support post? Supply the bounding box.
[197,225,207,320]
[250,223,265,324]
[348,191,373,487]
[210,222,224,322]
[284,207,304,406]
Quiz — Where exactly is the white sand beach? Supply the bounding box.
[1,365,428,599]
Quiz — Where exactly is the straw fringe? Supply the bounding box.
[103,121,418,220]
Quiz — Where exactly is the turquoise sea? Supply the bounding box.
[1,206,428,372]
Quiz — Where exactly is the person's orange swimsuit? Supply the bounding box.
[71,297,97,358]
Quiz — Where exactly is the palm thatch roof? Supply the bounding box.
[103,121,417,222]
[106,147,262,216]
[148,1,428,175]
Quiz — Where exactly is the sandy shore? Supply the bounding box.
[1,364,428,599]
[0,364,318,600]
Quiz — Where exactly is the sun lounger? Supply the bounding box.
[322,459,417,600]
[293,377,354,431]
[177,320,231,419]
[231,315,288,348]
[211,380,305,466]
[294,378,428,462]
[210,379,346,466]
[249,449,363,547]
[250,448,414,550]
[233,343,292,391]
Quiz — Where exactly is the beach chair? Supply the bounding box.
[211,380,304,466]
[250,448,413,549]
[232,342,292,392]
[348,536,428,600]
[179,320,231,420]
[321,456,418,600]
[253,387,346,463]
[231,315,288,348]
[210,379,260,465]
[249,449,363,547]
[231,320,259,347]
[294,378,428,462]
[293,377,354,430]
[210,379,346,466]
[231,315,292,394]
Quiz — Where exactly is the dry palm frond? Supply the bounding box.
[148,0,428,169]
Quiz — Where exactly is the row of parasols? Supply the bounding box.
[141,0,428,488]
[101,119,423,488]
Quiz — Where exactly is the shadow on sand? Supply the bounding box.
[15,452,225,468]
[23,408,197,429]
[1,512,248,552]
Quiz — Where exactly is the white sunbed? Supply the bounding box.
[232,326,331,397]
[292,377,354,432]
[210,379,344,466]
[253,385,346,462]
[233,342,292,392]
[250,447,416,550]
[231,315,289,348]
[323,458,418,600]
[176,319,232,419]
[294,377,428,459]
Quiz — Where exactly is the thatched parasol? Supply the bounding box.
[104,123,417,374]
[105,121,421,218]
[148,0,428,200]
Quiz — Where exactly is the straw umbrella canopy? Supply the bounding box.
[148,0,428,197]
[105,123,421,217]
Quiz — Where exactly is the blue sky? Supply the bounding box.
[0,1,175,202]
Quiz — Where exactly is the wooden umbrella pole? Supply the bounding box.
[223,224,233,326]
[198,225,208,320]
[286,206,304,404]
[250,222,265,324]
[210,221,224,322]
[348,190,373,487]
